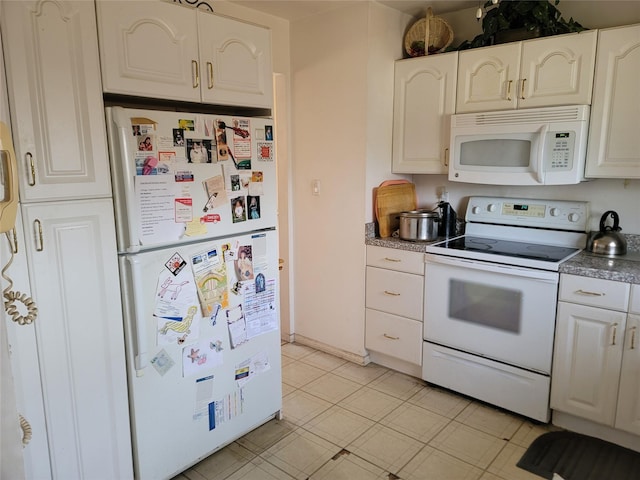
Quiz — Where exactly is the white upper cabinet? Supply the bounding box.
[392,52,457,174]
[456,30,597,113]
[96,1,273,108]
[198,13,273,107]
[96,1,200,103]
[585,24,640,178]
[0,0,112,202]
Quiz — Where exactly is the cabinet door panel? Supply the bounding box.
[21,200,132,480]
[585,24,640,178]
[519,31,596,108]
[2,211,51,479]
[456,43,519,112]
[392,53,457,174]
[616,314,640,436]
[551,302,626,426]
[97,0,200,102]
[198,13,273,108]
[2,0,112,201]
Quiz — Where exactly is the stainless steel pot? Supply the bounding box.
[586,210,627,257]
[398,210,440,241]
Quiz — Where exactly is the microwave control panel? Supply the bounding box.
[547,132,575,170]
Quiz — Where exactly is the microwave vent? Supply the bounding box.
[453,105,589,127]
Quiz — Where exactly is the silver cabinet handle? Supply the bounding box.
[383,257,401,263]
[383,333,399,340]
[520,78,526,99]
[34,219,43,252]
[630,326,637,350]
[611,323,618,346]
[506,80,513,101]
[383,290,401,296]
[26,152,36,186]
[575,289,605,297]
[444,147,449,167]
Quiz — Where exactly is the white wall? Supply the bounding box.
[290,3,368,355]
[289,2,409,357]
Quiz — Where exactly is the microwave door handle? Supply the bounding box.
[536,124,549,184]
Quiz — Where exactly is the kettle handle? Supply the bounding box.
[600,210,621,231]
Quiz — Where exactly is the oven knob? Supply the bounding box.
[487,204,497,212]
[550,207,560,217]
[472,206,480,215]
[568,213,580,222]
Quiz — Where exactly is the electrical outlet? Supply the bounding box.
[436,186,448,201]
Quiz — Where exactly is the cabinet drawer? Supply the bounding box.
[366,309,422,366]
[366,266,424,320]
[630,285,640,315]
[366,245,424,275]
[559,274,630,311]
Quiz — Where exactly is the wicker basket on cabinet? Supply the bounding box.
[404,7,453,57]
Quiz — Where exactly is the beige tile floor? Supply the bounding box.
[173,342,558,480]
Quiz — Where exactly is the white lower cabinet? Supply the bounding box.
[2,210,51,479]
[17,199,133,479]
[551,275,640,436]
[616,286,640,435]
[365,246,424,376]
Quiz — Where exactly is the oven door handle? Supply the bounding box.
[424,253,558,282]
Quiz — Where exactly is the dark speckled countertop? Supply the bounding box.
[365,223,640,285]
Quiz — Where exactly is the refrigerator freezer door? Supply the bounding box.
[106,107,277,253]
[119,230,281,480]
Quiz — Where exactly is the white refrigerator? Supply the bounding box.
[105,107,282,480]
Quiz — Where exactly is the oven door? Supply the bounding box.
[424,253,558,374]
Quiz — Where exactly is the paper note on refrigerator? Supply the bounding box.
[226,304,247,349]
[191,247,229,317]
[135,175,185,245]
[182,337,223,377]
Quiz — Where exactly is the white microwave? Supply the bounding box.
[449,105,590,186]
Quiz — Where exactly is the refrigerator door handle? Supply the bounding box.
[127,256,148,375]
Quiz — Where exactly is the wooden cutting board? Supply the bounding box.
[375,181,417,237]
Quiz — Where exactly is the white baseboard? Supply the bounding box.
[280,332,294,344]
[290,334,370,366]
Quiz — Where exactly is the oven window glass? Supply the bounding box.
[460,139,530,167]
[449,279,522,333]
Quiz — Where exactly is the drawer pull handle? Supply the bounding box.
[630,326,637,350]
[383,333,399,340]
[383,290,400,296]
[575,289,605,297]
[611,323,618,346]
[506,80,513,101]
[383,257,401,262]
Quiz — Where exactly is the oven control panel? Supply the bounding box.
[466,196,589,231]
